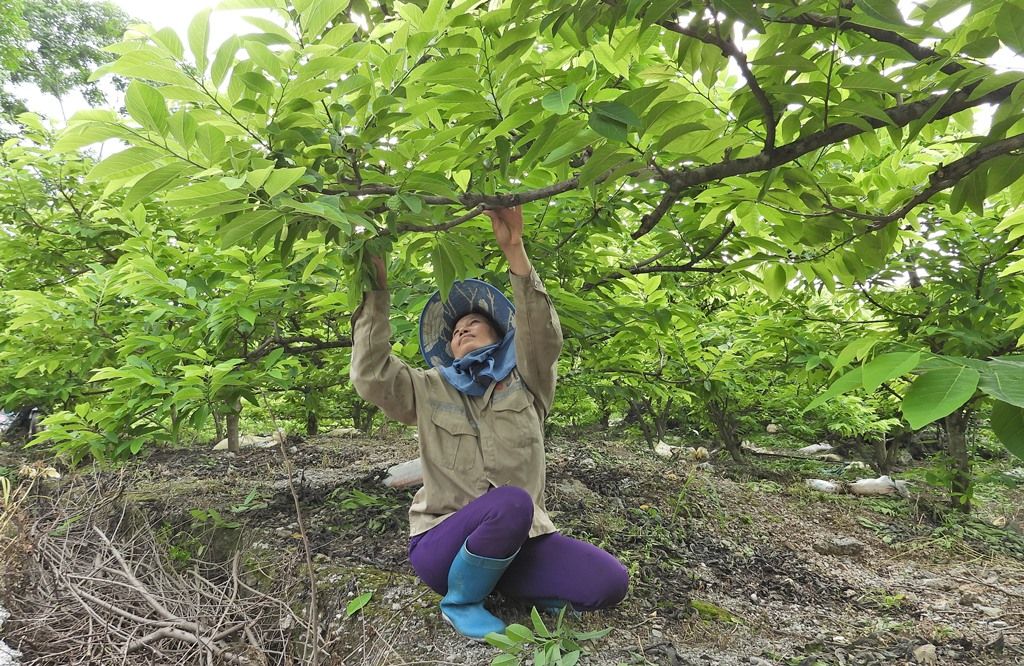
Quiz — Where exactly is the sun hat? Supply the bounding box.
[419,279,515,369]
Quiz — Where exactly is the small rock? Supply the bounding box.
[919,578,955,590]
[974,604,1003,618]
[959,592,982,606]
[990,620,1009,629]
[766,423,780,434]
[274,527,292,538]
[748,658,773,666]
[650,629,663,638]
[813,537,865,556]
[913,644,937,665]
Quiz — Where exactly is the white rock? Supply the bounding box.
[913,643,937,665]
[654,440,674,459]
[384,458,424,489]
[212,434,274,451]
[849,475,910,498]
[766,423,780,434]
[326,426,361,437]
[806,479,842,493]
[798,443,833,455]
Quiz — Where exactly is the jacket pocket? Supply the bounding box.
[430,408,478,472]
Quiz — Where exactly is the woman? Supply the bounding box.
[350,206,628,641]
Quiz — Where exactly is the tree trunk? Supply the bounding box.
[943,410,972,513]
[226,398,241,453]
[707,398,743,462]
[306,409,319,437]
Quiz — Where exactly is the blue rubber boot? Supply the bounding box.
[440,541,517,641]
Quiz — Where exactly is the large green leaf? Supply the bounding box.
[901,367,980,429]
[978,359,1024,408]
[996,1,1024,54]
[86,147,165,183]
[220,210,284,248]
[542,85,578,115]
[803,367,864,413]
[125,82,169,135]
[188,8,212,73]
[991,400,1024,460]
[861,351,921,392]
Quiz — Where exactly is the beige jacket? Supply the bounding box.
[350,269,563,537]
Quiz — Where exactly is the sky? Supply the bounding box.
[14,0,254,120]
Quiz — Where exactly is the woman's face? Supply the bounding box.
[450,312,499,359]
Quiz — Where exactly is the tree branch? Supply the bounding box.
[657,19,776,152]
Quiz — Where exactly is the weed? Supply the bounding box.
[229,488,270,514]
[485,607,611,666]
[190,507,241,529]
[326,487,403,534]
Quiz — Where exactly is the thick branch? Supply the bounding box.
[631,187,681,239]
[664,81,1018,191]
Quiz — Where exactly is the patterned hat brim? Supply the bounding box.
[418,279,515,369]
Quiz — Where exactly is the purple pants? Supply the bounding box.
[408,486,629,610]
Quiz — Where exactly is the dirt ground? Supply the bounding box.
[2,430,1022,665]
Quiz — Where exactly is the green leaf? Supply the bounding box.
[490,655,519,666]
[263,167,307,198]
[588,113,628,142]
[432,239,456,300]
[505,624,533,643]
[991,400,1024,460]
[841,71,903,93]
[125,81,170,135]
[901,366,980,429]
[855,0,905,25]
[86,147,165,183]
[542,85,578,115]
[211,36,241,88]
[345,591,372,616]
[530,606,551,637]
[861,351,921,392]
[574,626,612,640]
[833,337,878,374]
[762,264,787,300]
[997,2,1024,54]
[125,163,193,208]
[714,0,765,33]
[220,210,284,247]
[803,367,864,413]
[978,360,1024,408]
[593,101,643,127]
[188,8,212,73]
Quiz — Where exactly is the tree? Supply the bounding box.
[3,0,1022,510]
[0,0,131,118]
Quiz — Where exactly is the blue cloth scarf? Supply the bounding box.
[439,331,517,396]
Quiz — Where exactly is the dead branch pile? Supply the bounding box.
[3,472,320,665]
